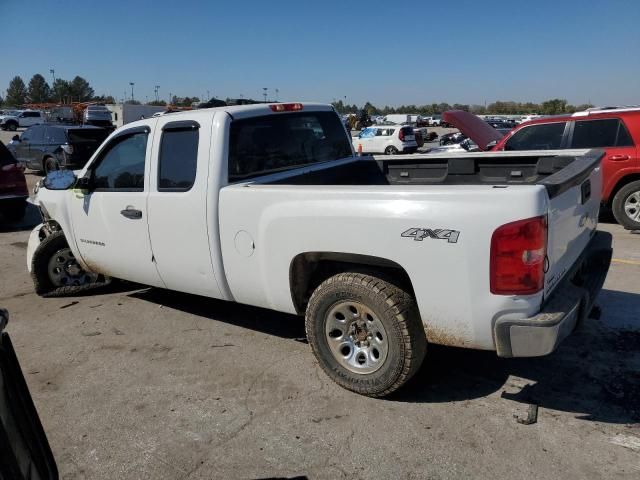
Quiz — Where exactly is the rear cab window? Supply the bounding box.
[228,111,353,182]
[504,122,567,150]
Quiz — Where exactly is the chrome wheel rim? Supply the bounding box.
[324,301,389,374]
[47,247,98,287]
[624,191,640,222]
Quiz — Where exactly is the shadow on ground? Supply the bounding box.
[129,287,640,426]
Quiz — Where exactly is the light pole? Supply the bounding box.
[129,82,135,102]
[207,90,210,101]
[275,88,279,101]
[169,92,172,105]
[262,87,268,103]
[155,85,160,103]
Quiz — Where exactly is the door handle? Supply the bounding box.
[120,207,142,219]
[609,154,630,161]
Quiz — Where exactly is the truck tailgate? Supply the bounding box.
[541,150,604,297]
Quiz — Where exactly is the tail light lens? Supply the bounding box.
[490,216,547,295]
[61,144,74,154]
[398,129,405,141]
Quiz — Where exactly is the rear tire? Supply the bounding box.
[31,231,104,297]
[612,180,640,230]
[305,272,427,397]
[6,121,17,132]
[384,146,399,155]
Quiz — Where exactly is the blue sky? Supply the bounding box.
[2,0,639,107]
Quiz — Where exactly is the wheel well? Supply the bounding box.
[289,252,414,314]
[608,174,640,207]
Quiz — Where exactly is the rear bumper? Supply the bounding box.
[494,231,612,358]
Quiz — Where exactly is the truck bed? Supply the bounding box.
[264,149,602,198]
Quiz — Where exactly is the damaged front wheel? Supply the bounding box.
[31,231,107,297]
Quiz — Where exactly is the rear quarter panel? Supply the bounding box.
[219,184,550,351]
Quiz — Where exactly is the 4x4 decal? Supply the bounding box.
[401,227,460,244]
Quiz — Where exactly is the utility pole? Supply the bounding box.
[154,85,160,103]
[275,88,279,101]
[263,87,268,103]
[129,82,135,102]
[207,90,210,101]
[169,92,172,105]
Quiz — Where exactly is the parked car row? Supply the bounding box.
[444,106,640,229]
[8,124,110,174]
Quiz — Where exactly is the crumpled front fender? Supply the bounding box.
[26,223,44,273]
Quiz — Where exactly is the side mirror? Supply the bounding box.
[12,135,20,142]
[75,174,93,191]
[43,170,76,190]
[485,140,498,150]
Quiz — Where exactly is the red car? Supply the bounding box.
[0,141,28,222]
[444,107,640,229]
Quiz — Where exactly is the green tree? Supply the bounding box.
[51,79,71,102]
[146,100,167,106]
[5,76,27,106]
[68,76,94,102]
[540,99,568,115]
[0,93,3,107]
[27,74,51,103]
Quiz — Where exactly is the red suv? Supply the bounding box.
[0,141,28,222]
[444,107,640,229]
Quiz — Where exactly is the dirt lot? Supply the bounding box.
[1,129,639,479]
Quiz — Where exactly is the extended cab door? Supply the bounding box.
[68,125,165,287]
[146,114,223,298]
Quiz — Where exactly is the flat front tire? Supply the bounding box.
[305,272,426,397]
[31,231,103,297]
[612,180,640,230]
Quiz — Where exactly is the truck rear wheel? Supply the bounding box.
[612,180,640,230]
[305,272,426,397]
[31,231,104,297]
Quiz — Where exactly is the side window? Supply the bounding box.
[20,128,33,142]
[44,127,67,144]
[92,131,148,191]
[617,120,634,147]
[158,126,199,191]
[571,119,621,148]
[375,129,383,136]
[504,122,566,150]
[29,126,45,143]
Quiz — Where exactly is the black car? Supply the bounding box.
[10,124,109,173]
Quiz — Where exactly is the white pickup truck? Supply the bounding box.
[27,103,612,397]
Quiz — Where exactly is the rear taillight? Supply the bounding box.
[490,216,547,295]
[269,103,303,112]
[61,144,74,154]
[398,129,405,141]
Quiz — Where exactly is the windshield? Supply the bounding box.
[2,110,20,116]
[67,129,109,144]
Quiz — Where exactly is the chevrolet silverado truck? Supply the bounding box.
[26,102,612,397]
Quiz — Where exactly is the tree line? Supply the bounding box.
[331,99,594,116]
[2,74,594,116]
